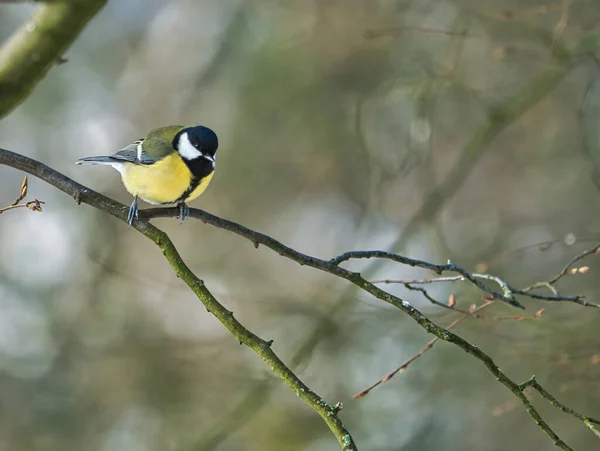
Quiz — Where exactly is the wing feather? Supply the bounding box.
[77,133,175,166]
[109,142,158,165]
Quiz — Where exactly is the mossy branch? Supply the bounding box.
[2,148,599,450]
[0,0,107,119]
[0,148,357,451]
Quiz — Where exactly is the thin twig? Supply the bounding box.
[372,269,600,308]
[333,251,523,308]
[372,276,465,285]
[520,376,600,439]
[363,26,480,40]
[0,149,357,451]
[0,176,44,214]
[526,244,600,288]
[489,309,545,321]
[0,199,44,214]
[2,148,597,450]
[403,283,468,312]
[354,301,496,398]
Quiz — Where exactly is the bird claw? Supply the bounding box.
[178,203,189,224]
[127,196,139,226]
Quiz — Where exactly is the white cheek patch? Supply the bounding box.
[178,132,202,160]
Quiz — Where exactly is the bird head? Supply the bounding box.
[174,125,219,164]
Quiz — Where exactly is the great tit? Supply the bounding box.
[76,125,218,225]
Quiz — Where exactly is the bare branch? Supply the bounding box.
[0,176,44,214]
[0,148,357,451]
[520,376,600,438]
[354,301,496,399]
[527,244,600,287]
[373,269,600,309]
[2,149,595,450]
[0,198,44,214]
[404,283,467,312]
[332,250,524,308]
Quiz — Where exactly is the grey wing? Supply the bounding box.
[110,141,157,165]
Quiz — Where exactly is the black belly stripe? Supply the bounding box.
[174,156,214,204]
[174,176,201,204]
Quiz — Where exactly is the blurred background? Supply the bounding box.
[1,1,600,450]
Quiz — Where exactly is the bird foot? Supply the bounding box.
[127,196,139,225]
[178,203,189,224]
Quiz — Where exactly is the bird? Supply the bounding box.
[76,125,218,225]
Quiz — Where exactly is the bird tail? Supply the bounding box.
[76,156,116,165]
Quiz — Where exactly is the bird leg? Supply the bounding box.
[178,202,189,224]
[127,195,139,225]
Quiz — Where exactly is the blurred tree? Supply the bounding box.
[0,1,600,451]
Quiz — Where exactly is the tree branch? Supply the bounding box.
[519,376,600,439]
[371,268,600,309]
[0,0,106,119]
[0,175,45,214]
[331,251,525,308]
[354,300,497,399]
[2,147,598,450]
[0,148,357,451]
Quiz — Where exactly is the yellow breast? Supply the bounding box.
[120,154,214,205]
[187,170,214,201]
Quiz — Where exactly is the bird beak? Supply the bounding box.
[202,154,215,163]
